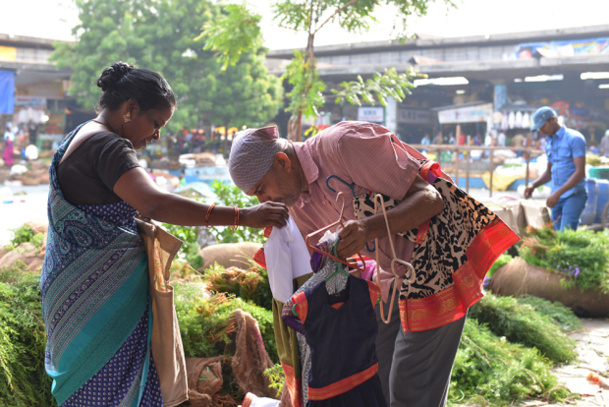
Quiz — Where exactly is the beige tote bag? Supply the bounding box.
[136,217,189,407]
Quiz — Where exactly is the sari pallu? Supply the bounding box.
[353,159,520,333]
[41,127,162,406]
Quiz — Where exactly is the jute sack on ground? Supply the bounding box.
[184,357,223,407]
[231,309,276,398]
[0,242,45,272]
[199,242,261,271]
[489,256,609,317]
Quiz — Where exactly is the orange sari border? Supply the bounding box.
[365,280,381,306]
[308,363,378,401]
[281,362,304,407]
[415,220,430,244]
[465,217,520,278]
[399,217,520,332]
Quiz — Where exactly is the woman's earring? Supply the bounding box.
[123,112,131,123]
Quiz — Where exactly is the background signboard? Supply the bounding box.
[358,106,384,123]
[437,103,493,124]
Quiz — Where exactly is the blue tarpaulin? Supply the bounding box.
[0,70,15,114]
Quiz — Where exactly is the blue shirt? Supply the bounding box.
[545,126,586,198]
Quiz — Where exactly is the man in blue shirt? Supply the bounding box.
[524,106,587,231]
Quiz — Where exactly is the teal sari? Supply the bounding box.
[40,125,162,406]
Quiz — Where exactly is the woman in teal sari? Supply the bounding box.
[41,62,288,406]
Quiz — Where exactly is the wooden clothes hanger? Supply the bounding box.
[373,193,415,324]
[304,191,367,275]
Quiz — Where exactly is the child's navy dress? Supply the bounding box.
[291,273,387,407]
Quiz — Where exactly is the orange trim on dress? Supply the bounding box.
[399,217,520,332]
[281,362,304,407]
[252,248,266,269]
[242,392,254,407]
[307,363,379,401]
[292,292,309,323]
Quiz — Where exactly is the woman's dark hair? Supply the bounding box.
[96,61,176,112]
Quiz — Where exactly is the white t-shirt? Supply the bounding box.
[264,217,313,303]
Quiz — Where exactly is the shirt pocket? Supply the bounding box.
[553,142,572,163]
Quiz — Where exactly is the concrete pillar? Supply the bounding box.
[385,96,398,133]
[493,83,507,112]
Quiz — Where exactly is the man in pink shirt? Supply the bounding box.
[228,121,518,406]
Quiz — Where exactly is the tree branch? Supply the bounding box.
[313,0,359,36]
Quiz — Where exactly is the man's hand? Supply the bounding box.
[546,191,561,208]
[336,219,369,259]
[523,185,535,199]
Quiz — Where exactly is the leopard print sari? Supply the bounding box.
[352,159,520,332]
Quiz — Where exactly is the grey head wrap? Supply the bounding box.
[228,126,289,192]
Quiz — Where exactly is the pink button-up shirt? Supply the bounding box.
[289,121,421,301]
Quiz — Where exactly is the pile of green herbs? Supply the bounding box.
[518,226,609,293]
[0,257,581,407]
[178,259,579,406]
[0,265,57,407]
[448,293,580,405]
[0,189,584,406]
[175,280,276,404]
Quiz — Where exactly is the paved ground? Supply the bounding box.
[515,318,609,407]
[0,183,49,246]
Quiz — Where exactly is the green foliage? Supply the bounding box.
[518,227,609,293]
[0,265,57,407]
[200,0,455,138]
[199,3,263,70]
[264,364,285,398]
[468,293,577,364]
[51,0,282,135]
[209,180,266,244]
[283,50,327,118]
[488,253,513,278]
[7,225,44,251]
[202,262,273,311]
[268,0,455,136]
[272,0,455,38]
[332,67,421,107]
[162,220,204,271]
[162,180,266,270]
[175,287,278,363]
[450,318,572,406]
[515,295,584,333]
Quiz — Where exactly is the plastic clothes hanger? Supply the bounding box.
[326,174,356,197]
[305,191,367,274]
[373,193,415,324]
[324,244,351,283]
[325,175,376,253]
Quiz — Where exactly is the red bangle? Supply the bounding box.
[205,204,216,228]
[230,206,239,230]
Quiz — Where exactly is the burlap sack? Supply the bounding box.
[489,256,609,317]
[231,309,275,398]
[185,357,223,407]
[0,242,45,272]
